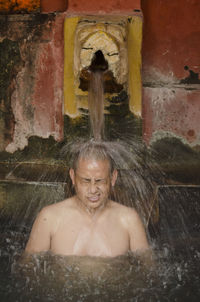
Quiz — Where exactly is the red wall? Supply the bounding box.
[67,0,141,13]
[142,0,200,79]
[142,0,200,146]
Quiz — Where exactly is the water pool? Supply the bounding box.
[0,229,200,302]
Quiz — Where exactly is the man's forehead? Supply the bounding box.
[76,157,111,171]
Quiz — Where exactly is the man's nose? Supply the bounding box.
[88,181,98,193]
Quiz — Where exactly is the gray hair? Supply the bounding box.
[70,140,114,172]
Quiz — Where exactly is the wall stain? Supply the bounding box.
[0,39,23,149]
[180,65,200,84]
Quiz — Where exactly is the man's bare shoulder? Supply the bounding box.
[38,197,76,218]
[110,201,143,225]
[110,201,149,253]
[110,201,138,216]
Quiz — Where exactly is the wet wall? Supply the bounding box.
[0,13,64,153]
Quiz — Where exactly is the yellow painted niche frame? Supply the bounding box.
[64,15,143,117]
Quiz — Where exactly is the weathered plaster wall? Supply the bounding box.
[0,0,141,14]
[0,14,64,152]
[143,88,200,146]
[0,0,142,153]
[0,0,200,155]
[142,0,200,146]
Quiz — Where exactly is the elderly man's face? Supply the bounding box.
[70,158,117,212]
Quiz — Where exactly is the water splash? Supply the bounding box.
[1,231,200,302]
[61,138,159,227]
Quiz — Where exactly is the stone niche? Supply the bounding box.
[64,15,143,117]
[74,16,128,89]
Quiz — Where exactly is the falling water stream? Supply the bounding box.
[88,71,105,141]
[0,66,200,301]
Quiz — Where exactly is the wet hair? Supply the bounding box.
[70,140,114,173]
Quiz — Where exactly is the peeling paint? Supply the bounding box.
[0,14,64,153]
[143,67,178,87]
[143,86,200,146]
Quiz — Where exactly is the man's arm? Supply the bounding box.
[25,207,52,254]
[125,208,156,267]
[127,209,149,252]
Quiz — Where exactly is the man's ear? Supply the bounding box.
[111,169,118,187]
[69,168,75,185]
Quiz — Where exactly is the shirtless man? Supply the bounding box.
[25,141,149,257]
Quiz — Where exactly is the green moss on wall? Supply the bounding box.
[0,39,22,148]
[105,91,142,140]
[0,39,22,100]
[64,115,90,142]
[149,137,200,184]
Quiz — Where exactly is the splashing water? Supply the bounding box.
[1,230,200,302]
[63,138,157,226]
[86,67,156,223]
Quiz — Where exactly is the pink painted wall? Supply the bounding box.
[143,88,200,144]
[32,17,64,142]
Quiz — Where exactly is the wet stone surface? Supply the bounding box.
[0,180,68,227]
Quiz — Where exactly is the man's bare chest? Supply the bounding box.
[50,214,129,256]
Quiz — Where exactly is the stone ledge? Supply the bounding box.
[149,185,200,248]
[0,180,68,227]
